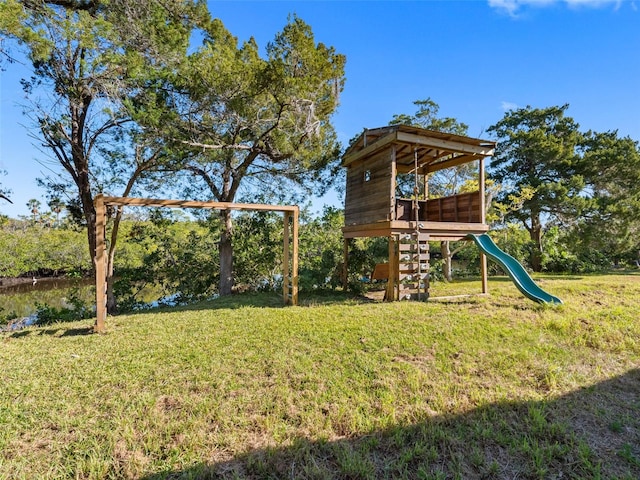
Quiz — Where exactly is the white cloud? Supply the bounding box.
[489,0,622,15]
[501,101,519,111]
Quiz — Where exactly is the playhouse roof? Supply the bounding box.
[342,125,496,174]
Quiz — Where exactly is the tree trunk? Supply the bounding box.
[219,209,234,295]
[78,172,98,267]
[106,275,117,314]
[105,208,121,315]
[529,213,543,272]
[441,241,453,282]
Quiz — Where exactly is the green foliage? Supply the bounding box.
[1,0,208,314]
[299,206,345,290]
[389,98,468,135]
[0,307,18,326]
[233,211,284,291]
[137,14,346,204]
[488,104,584,271]
[488,105,640,272]
[114,214,219,308]
[34,287,93,325]
[346,237,388,294]
[129,14,346,294]
[0,221,90,277]
[572,131,640,264]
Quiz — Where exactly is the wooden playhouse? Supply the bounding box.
[341,125,496,300]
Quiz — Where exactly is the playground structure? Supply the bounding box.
[93,128,562,331]
[341,125,493,301]
[467,233,562,304]
[341,125,562,304]
[93,195,299,333]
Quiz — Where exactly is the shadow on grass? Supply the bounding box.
[140,369,640,480]
[119,290,374,317]
[6,325,94,338]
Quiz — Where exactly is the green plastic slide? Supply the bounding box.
[467,233,563,305]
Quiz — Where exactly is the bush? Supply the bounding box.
[35,288,93,325]
[0,222,90,277]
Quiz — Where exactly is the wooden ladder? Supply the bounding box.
[397,232,430,301]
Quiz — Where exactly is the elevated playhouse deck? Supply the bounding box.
[341,125,496,301]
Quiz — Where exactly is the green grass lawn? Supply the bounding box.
[1,274,639,479]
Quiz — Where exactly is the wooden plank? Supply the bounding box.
[386,238,397,301]
[346,202,390,216]
[346,213,390,225]
[425,155,481,173]
[342,221,489,239]
[390,145,397,221]
[346,211,390,226]
[342,238,350,289]
[345,204,390,219]
[398,254,430,263]
[344,198,390,216]
[100,196,297,212]
[345,161,392,190]
[399,264,429,273]
[399,273,429,281]
[349,188,393,203]
[292,207,299,306]
[481,251,488,295]
[342,131,396,166]
[343,228,392,238]
[94,194,107,333]
[283,211,290,305]
[479,156,486,224]
[372,263,389,280]
[396,131,495,157]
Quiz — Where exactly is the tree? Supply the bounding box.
[571,130,640,266]
[389,98,474,281]
[48,196,64,225]
[26,198,41,223]
[0,170,11,204]
[1,0,204,313]
[139,16,346,295]
[487,105,584,271]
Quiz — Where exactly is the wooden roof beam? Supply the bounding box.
[99,195,298,213]
[396,131,495,157]
[425,154,483,173]
[342,131,397,166]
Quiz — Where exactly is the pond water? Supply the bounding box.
[0,277,95,319]
[0,277,181,330]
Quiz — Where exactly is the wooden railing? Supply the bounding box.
[395,191,482,223]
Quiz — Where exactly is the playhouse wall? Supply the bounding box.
[345,149,393,226]
[395,191,482,223]
[424,191,482,223]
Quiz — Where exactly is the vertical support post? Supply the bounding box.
[342,238,350,291]
[479,157,488,294]
[283,211,291,305]
[480,252,488,295]
[390,145,397,221]
[94,194,107,333]
[291,207,299,306]
[386,236,397,301]
[479,157,486,224]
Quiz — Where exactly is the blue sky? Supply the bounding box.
[1,0,639,217]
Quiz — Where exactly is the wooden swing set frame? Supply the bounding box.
[93,194,299,333]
